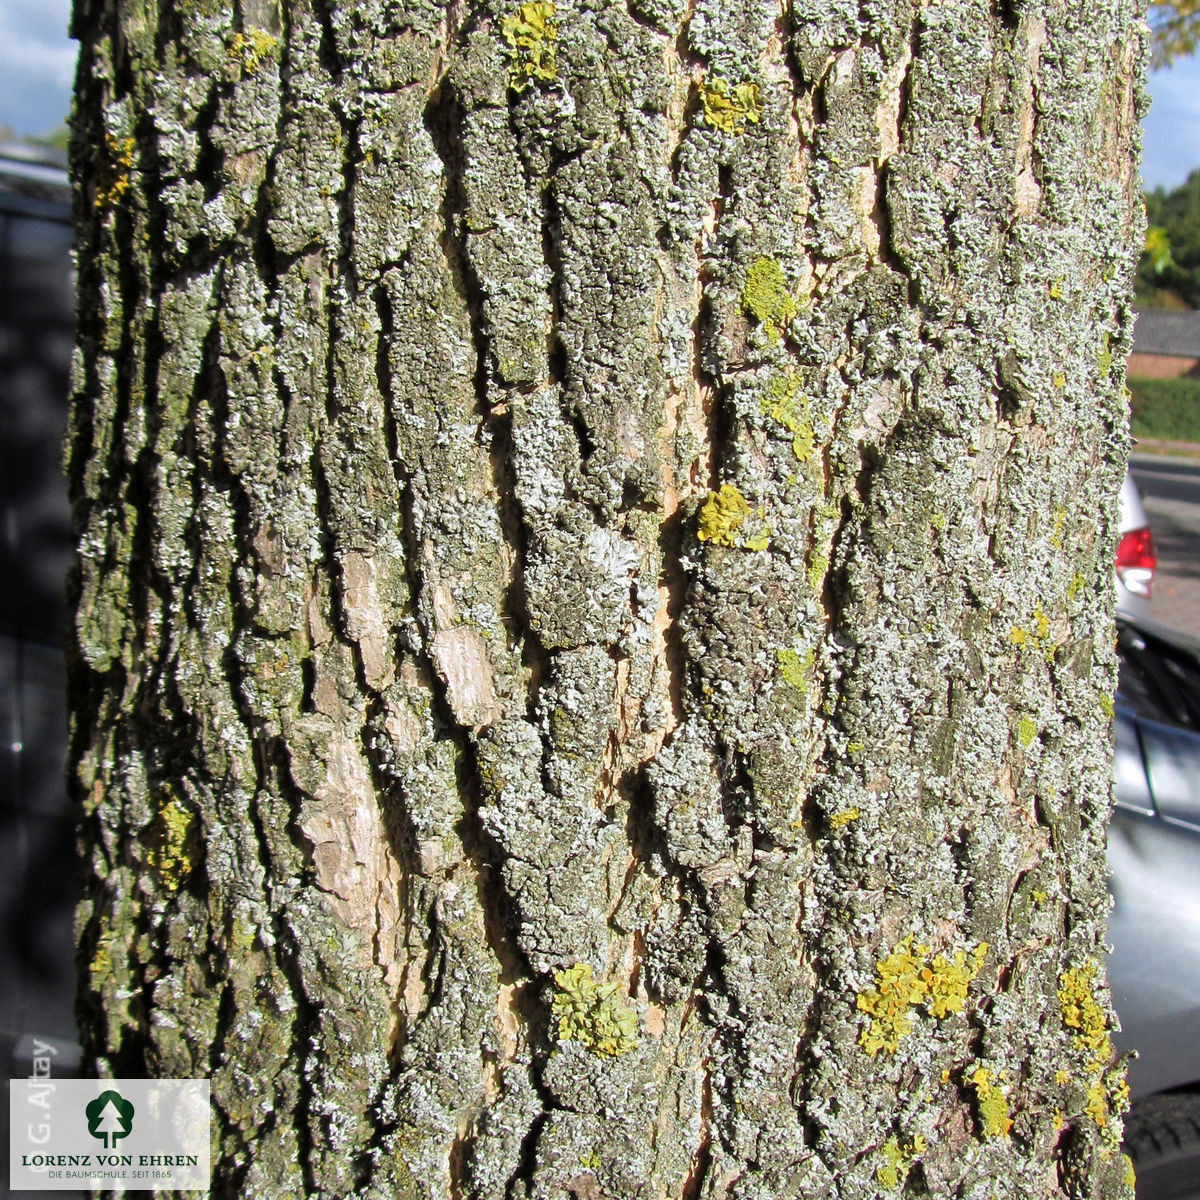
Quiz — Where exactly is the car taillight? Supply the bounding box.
[1116,526,1156,598]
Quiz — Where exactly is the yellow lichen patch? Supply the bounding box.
[551,962,637,1057]
[698,483,748,545]
[741,257,796,342]
[701,77,762,134]
[228,27,278,75]
[829,807,860,830]
[1122,1153,1136,1191]
[743,526,771,552]
[697,484,770,550]
[89,940,113,984]
[876,1134,926,1190]
[1050,507,1066,548]
[856,935,987,1056]
[925,944,990,1018]
[1058,963,1112,1073]
[806,551,829,593]
[776,646,814,693]
[1010,600,1053,660]
[968,1066,1013,1138]
[578,1150,602,1171]
[1085,1077,1110,1126]
[144,798,201,890]
[761,373,815,462]
[1016,713,1038,748]
[94,133,135,210]
[1058,962,1130,1143]
[501,1,557,92]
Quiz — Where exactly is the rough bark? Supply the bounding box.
[69,0,1144,1195]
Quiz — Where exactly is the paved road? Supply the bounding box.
[1129,454,1200,639]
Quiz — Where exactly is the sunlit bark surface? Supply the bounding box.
[70,0,1143,1194]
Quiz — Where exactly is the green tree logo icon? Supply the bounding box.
[85,1090,135,1149]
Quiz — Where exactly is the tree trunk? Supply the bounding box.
[68,0,1144,1195]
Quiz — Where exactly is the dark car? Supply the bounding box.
[1111,615,1200,1197]
[0,145,77,1060]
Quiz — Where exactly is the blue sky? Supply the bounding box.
[0,0,1197,191]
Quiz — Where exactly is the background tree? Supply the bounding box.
[69,0,1143,1196]
[1137,167,1200,308]
[1148,0,1200,63]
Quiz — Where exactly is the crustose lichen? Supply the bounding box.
[551,962,637,1057]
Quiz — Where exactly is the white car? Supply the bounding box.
[1116,470,1157,617]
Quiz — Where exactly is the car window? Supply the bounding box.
[1116,623,1200,732]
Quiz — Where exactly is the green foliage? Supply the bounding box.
[1137,168,1200,308]
[1148,0,1200,64]
[1127,376,1200,442]
[1144,226,1174,274]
